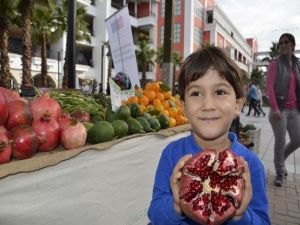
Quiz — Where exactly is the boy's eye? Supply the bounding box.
[191,91,201,96]
[216,90,226,95]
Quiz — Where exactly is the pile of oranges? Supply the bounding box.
[124,82,188,128]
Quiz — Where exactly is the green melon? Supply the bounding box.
[87,121,114,144]
[111,120,128,138]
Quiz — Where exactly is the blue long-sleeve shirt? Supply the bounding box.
[148,132,270,225]
[247,85,258,100]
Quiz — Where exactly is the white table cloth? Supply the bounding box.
[0,132,190,225]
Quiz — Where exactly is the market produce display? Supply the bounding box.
[0,82,189,165]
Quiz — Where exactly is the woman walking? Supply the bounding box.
[266,33,300,187]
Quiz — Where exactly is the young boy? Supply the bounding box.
[148,47,270,225]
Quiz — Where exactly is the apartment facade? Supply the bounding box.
[7,0,255,92]
[156,0,255,81]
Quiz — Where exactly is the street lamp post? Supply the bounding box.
[67,0,76,88]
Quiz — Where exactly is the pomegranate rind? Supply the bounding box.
[179,149,244,225]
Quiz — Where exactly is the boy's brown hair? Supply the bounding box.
[178,46,245,101]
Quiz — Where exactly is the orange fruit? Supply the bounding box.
[139,95,149,106]
[127,95,139,104]
[156,92,164,101]
[139,104,146,113]
[168,107,178,118]
[176,115,188,125]
[151,82,161,92]
[162,100,170,110]
[162,91,172,100]
[153,99,162,108]
[161,109,169,117]
[169,117,176,128]
[144,90,156,102]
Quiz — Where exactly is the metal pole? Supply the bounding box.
[67,0,76,88]
[101,44,104,90]
[162,0,174,89]
[57,51,61,89]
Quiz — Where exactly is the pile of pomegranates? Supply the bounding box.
[0,88,87,164]
[179,149,244,225]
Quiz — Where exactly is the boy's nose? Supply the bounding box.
[201,95,215,110]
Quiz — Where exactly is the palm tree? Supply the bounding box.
[58,0,91,88]
[250,67,265,89]
[136,37,156,88]
[19,0,56,87]
[31,4,64,87]
[171,51,182,94]
[262,42,280,63]
[0,0,21,89]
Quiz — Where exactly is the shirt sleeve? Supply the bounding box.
[148,149,186,225]
[266,60,279,111]
[227,157,271,225]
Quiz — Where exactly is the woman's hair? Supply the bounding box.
[178,46,245,101]
[279,33,296,51]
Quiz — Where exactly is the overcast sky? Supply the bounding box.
[215,0,300,52]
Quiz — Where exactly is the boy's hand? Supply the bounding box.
[170,154,193,215]
[232,157,253,220]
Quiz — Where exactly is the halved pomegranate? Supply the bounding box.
[179,149,244,225]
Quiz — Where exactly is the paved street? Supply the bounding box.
[240,107,300,225]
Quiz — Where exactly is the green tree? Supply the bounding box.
[136,37,156,88]
[262,42,280,63]
[18,0,56,87]
[0,0,21,89]
[171,51,182,94]
[250,67,265,89]
[31,4,64,87]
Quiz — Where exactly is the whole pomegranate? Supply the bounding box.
[179,149,244,225]
[9,125,39,160]
[30,94,61,121]
[5,99,32,130]
[31,112,60,152]
[57,112,72,131]
[0,87,20,103]
[0,92,8,125]
[71,110,91,122]
[0,133,12,164]
[60,119,87,150]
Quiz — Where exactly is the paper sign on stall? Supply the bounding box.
[105,6,140,111]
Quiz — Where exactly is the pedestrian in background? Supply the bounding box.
[254,87,266,116]
[246,82,260,116]
[266,33,300,187]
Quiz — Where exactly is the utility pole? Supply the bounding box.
[162,0,174,89]
[67,0,76,88]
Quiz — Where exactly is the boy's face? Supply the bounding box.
[182,69,243,148]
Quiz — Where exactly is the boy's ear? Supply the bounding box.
[235,97,245,118]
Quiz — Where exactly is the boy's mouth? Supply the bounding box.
[199,117,220,122]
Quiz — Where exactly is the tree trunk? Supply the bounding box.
[141,67,147,88]
[0,17,12,89]
[41,32,48,87]
[21,0,33,87]
[62,55,68,88]
[106,57,112,95]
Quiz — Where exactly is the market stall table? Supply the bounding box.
[0,131,190,225]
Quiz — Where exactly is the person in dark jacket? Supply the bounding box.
[266,33,300,187]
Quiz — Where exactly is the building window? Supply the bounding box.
[173,23,181,43]
[161,0,165,17]
[160,26,165,44]
[174,0,181,16]
[194,27,202,46]
[195,0,203,19]
[206,10,213,23]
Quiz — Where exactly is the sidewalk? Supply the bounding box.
[240,107,300,225]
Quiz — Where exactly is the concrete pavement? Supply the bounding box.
[240,107,300,225]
